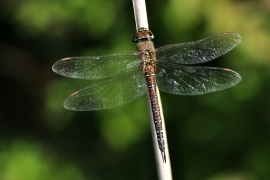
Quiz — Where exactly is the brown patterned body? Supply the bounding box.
[136,28,166,162]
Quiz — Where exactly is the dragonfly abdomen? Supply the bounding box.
[144,65,166,162]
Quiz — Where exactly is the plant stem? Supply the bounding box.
[132,0,173,179]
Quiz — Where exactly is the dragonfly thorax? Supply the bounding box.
[137,41,156,68]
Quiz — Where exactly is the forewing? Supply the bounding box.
[156,62,242,95]
[52,51,140,80]
[64,66,147,111]
[156,32,241,64]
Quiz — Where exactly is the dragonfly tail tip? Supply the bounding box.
[161,151,166,163]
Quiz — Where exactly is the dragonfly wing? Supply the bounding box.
[156,32,241,64]
[52,51,140,80]
[64,65,147,111]
[156,62,241,95]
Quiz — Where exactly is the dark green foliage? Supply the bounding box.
[0,0,270,179]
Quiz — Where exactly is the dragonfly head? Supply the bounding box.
[133,27,154,42]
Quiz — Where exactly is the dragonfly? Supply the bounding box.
[52,28,242,163]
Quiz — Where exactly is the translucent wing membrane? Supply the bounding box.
[156,61,242,95]
[53,32,242,110]
[156,32,241,64]
[52,52,140,80]
[64,66,147,111]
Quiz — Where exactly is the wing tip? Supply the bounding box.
[52,62,58,72]
[224,68,242,82]
[222,32,242,44]
[52,58,70,72]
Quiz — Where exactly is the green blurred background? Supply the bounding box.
[1,0,270,179]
